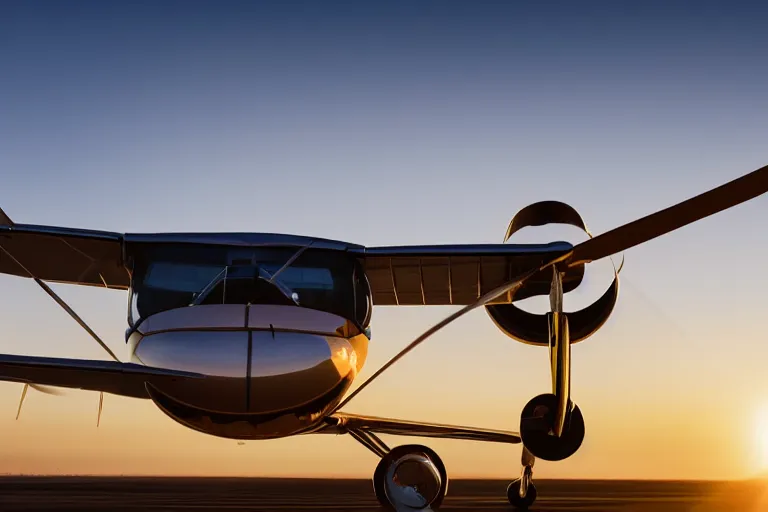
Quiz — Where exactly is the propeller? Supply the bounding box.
[332,164,768,413]
[15,383,66,420]
[14,383,104,426]
[29,384,65,396]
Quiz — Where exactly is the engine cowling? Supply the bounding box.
[485,201,620,346]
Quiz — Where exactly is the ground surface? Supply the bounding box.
[0,477,765,511]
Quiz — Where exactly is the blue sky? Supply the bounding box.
[1,0,768,479]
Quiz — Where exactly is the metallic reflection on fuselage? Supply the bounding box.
[128,304,369,439]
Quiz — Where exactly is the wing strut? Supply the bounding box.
[0,244,120,362]
[347,428,390,458]
[330,254,571,414]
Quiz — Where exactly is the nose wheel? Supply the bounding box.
[507,478,536,509]
[371,443,448,511]
[507,448,536,509]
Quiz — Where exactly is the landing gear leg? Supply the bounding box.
[520,267,585,461]
[347,428,390,459]
[507,447,537,509]
[346,429,393,507]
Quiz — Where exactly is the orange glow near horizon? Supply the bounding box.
[1,274,767,481]
[0,377,763,480]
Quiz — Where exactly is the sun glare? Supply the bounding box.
[756,406,768,469]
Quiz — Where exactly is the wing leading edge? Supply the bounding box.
[321,412,521,444]
[0,354,204,399]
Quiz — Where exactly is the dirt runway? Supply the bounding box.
[0,477,765,511]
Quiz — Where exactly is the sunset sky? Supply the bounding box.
[2,1,768,480]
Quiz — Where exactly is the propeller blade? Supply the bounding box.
[331,252,572,413]
[568,164,768,266]
[97,392,104,427]
[16,383,29,420]
[15,383,64,420]
[29,384,65,396]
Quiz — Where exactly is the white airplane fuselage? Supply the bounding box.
[127,304,369,439]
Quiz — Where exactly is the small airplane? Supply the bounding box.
[1,165,767,510]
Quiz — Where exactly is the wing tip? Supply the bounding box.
[0,207,13,227]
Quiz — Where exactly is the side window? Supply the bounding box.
[144,262,223,294]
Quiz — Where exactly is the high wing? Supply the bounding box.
[0,354,204,399]
[0,205,583,303]
[0,204,580,304]
[320,412,521,444]
[0,208,129,289]
[358,242,583,306]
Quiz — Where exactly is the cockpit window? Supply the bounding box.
[195,267,297,307]
[144,262,223,292]
[127,243,371,328]
[258,266,333,290]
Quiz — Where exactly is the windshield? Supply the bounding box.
[127,243,370,327]
[189,263,327,306]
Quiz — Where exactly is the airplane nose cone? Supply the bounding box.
[134,330,249,413]
[133,329,356,414]
[248,331,356,414]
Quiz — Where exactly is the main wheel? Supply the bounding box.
[506,478,537,509]
[372,444,448,510]
[519,393,585,461]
